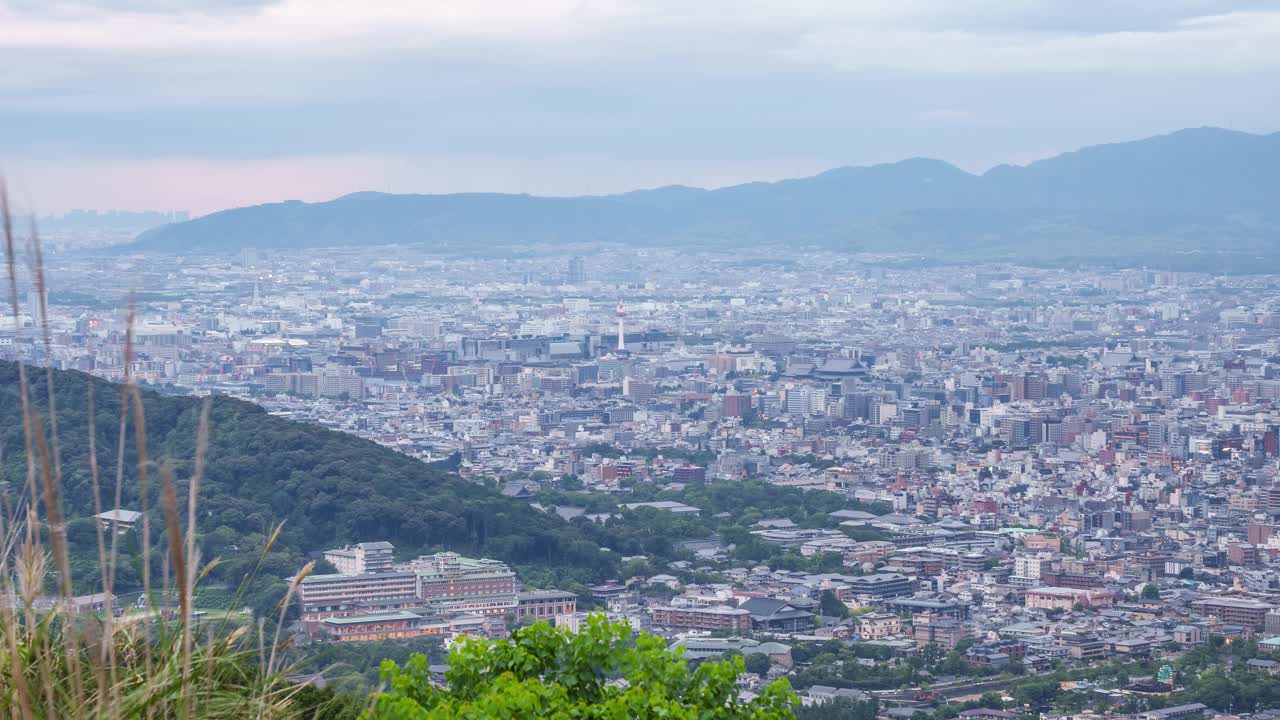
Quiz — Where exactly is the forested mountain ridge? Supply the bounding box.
[0,361,617,594]
[126,127,1280,265]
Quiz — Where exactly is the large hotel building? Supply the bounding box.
[298,570,419,624]
[298,546,574,637]
[414,552,516,601]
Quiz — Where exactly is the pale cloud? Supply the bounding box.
[0,0,627,51]
[4,0,275,15]
[782,10,1280,74]
[3,1,1277,85]
[908,108,986,128]
[5,0,1278,71]
[1,0,1277,213]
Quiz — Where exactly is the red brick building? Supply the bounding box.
[515,590,578,623]
[649,605,753,633]
[318,611,449,642]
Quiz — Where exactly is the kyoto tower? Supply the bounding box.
[615,301,626,351]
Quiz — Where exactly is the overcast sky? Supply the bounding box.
[2,0,1278,215]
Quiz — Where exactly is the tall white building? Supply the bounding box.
[615,301,627,351]
[323,541,396,575]
[317,365,364,399]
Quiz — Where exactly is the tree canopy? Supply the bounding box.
[366,615,798,719]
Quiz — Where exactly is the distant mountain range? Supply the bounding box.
[128,127,1280,267]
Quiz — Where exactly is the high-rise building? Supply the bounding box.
[1042,420,1068,446]
[317,365,364,399]
[1248,524,1273,546]
[785,387,827,416]
[723,393,752,418]
[1013,553,1053,582]
[615,301,627,351]
[843,392,872,420]
[1024,373,1048,401]
[567,256,586,284]
[786,389,809,416]
[1000,416,1034,447]
[624,377,656,404]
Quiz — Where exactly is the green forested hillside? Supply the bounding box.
[0,362,617,602]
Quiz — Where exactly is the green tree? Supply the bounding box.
[819,589,849,619]
[744,652,772,676]
[291,684,368,719]
[977,691,1005,709]
[365,615,798,718]
[796,698,879,720]
[1141,584,1161,600]
[919,643,944,666]
[1011,677,1059,708]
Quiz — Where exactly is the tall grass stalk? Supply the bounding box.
[0,191,311,718]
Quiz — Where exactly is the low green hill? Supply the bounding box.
[0,362,616,601]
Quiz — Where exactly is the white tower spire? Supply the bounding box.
[615,301,626,351]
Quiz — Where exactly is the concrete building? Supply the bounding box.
[323,541,395,575]
[1191,598,1274,627]
[1025,587,1115,610]
[845,573,915,598]
[413,552,517,602]
[649,605,753,633]
[515,590,579,623]
[318,611,449,642]
[298,571,420,626]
